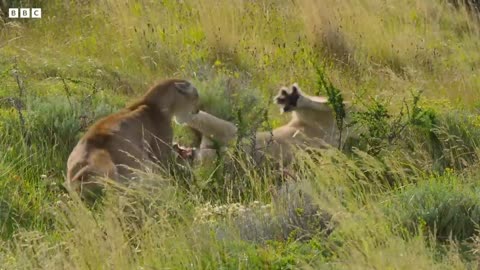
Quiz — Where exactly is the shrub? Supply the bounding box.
[193,182,333,243]
[0,95,117,174]
[389,174,480,242]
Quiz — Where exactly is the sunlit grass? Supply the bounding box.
[1,0,480,269]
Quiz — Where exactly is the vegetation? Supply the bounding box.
[1,0,480,268]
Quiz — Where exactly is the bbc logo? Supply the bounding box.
[8,8,42,19]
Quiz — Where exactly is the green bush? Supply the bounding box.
[0,95,117,238]
[390,174,480,242]
[2,0,480,268]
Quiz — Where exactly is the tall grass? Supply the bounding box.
[1,0,480,269]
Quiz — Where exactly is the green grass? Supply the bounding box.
[1,0,480,269]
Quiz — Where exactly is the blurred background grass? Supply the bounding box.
[1,0,480,269]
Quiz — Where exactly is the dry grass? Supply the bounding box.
[1,0,480,269]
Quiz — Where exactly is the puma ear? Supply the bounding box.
[274,87,289,103]
[291,83,300,94]
[174,81,192,95]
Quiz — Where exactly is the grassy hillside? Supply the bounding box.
[1,0,480,269]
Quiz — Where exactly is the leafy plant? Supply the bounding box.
[315,66,347,149]
[350,90,437,156]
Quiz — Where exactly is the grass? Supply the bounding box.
[1,0,480,269]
